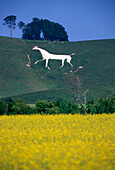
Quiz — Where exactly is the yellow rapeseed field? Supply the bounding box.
[0,114,115,170]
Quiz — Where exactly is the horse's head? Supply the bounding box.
[33,46,39,50]
[33,46,43,52]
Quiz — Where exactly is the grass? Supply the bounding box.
[0,114,115,169]
[0,36,115,102]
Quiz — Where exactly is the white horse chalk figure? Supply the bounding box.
[33,46,75,70]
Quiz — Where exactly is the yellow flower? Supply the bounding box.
[0,114,115,170]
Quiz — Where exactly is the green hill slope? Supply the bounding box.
[0,37,48,97]
[0,36,115,103]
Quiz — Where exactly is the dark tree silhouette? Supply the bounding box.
[19,18,68,41]
[18,21,25,29]
[3,15,16,37]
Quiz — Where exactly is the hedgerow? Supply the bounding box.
[0,96,114,115]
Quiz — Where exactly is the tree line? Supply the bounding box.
[0,96,114,116]
[3,15,68,41]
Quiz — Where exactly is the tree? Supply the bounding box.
[3,15,16,37]
[20,18,68,41]
[0,99,8,115]
[5,97,31,115]
[21,18,42,40]
[18,21,25,29]
[41,19,68,41]
[55,99,79,114]
[36,100,58,114]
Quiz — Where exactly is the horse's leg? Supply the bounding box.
[35,58,45,64]
[60,59,65,68]
[45,59,50,70]
[67,59,73,67]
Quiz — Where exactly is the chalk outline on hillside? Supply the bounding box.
[33,46,75,70]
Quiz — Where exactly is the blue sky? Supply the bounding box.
[0,0,115,41]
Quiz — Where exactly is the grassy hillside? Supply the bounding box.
[0,36,115,103]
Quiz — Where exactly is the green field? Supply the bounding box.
[0,36,115,103]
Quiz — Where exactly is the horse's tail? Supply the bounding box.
[70,53,75,56]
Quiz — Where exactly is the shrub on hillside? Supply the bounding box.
[55,99,79,114]
[11,99,31,115]
[86,96,115,114]
[79,104,86,115]
[5,97,32,115]
[45,106,60,115]
[36,100,58,114]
